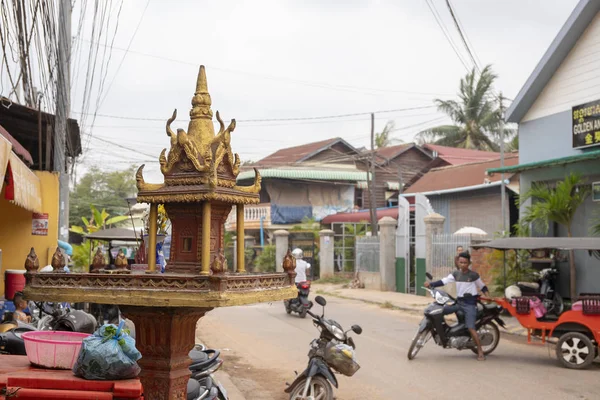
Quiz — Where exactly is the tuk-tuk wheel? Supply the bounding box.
[555,332,595,370]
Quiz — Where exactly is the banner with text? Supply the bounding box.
[572,100,600,149]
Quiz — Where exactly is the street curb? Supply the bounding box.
[214,370,247,400]
[314,287,532,340]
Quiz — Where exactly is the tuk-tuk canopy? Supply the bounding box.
[471,237,600,251]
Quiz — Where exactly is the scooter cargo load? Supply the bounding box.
[324,343,360,377]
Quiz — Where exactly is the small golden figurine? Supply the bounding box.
[211,250,227,275]
[91,248,106,272]
[51,247,66,271]
[114,249,129,270]
[24,247,40,273]
[282,249,296,274]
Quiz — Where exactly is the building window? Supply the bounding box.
[182,237,193,252]
[355,189,364,209]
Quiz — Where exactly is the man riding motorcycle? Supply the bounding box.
[284,248,313,318]
[292,248,311,284]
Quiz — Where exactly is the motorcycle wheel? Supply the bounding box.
[299,308,307,319]
[288,376,333,400]
[407,328,430,360]
[284,301,292,315]
[470,322,500,356]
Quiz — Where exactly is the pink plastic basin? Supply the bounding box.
[21,331,91,369]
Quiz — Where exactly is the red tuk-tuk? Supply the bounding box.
[472,237,600,369]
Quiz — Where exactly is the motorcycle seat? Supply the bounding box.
[189,349,220,372]
[187,379,201,400]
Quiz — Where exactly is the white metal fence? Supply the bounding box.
[429,233,474,280]
[355,236,380,273]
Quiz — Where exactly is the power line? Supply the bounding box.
[73,104,437,122]
[445,0,480,73]
[74,37,456,98]
[425,0,470,72]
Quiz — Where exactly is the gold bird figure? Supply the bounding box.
[114,249,129,270]
[51,247,66,271]
[282,249,296,273]
[91,248,106,272]
[211,251,227,275]
[24,247,40,272]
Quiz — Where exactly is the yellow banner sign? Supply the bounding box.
[0,135,11,185]
[8,152,42,213]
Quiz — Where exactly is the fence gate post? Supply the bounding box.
[319,229,335,278]
[395,196,410,293]
[424,213,446,277]
[415,194,434,296]
[379,216,397,292]
[274,230,289,272]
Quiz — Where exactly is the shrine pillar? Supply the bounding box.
[236,204,245,273]
[148,203,158,272]
[201,201,211,274]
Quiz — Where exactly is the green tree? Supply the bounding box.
[70,165,137,227]
[518,173,590,300]
[416,65,509,151]
[375,121,394,149]
[69,205,130,269]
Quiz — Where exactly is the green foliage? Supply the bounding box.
[518,173,590,235]
[416,65,515,151]
[375,121,397,149]
[487,223,536,296]
[70,166,137,227]
[254,245,276,273]
[69,205,129,269]
[518,173,590,300]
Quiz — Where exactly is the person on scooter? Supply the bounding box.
[292,248,310,284]
[425,252,490,361]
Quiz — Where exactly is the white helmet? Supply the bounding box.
[292,248,303,259]
[505,285,522,300]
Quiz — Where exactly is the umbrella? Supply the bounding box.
[454,226,487,235]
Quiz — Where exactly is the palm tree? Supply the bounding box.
[375,121,395,149]
[417,65,507,151]
[518,173,590,300]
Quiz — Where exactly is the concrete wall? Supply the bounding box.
[0,171,60,297]
[358,271,381,290]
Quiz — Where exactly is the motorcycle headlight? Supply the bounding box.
[331,325,345,341]
[435,291,450,305]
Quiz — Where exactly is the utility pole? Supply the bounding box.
[499,95,506,236]
[367,113,378,236]
[15,0,33,107]
[54,0,72,242]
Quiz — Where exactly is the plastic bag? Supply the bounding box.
[72,321,142,380]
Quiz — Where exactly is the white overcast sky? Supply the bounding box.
[68,0,579,183]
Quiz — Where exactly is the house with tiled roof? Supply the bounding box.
[403,154,520,236]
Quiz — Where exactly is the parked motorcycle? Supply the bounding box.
[187,343,228,400]
[516,268,564,317]
[407,273,505,360]
[284,281,314,318]
[285,296,362,400]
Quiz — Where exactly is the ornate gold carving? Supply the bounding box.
[282,249,296,273]
[234,168,262,194]
[137,192,259,205]
[136,164,164,192]
[91,248,106,272]
[51,247,66,271]
[115,249,128,270]
[211,111,240,179]
[211,251,227,275]
[25,247,39,272]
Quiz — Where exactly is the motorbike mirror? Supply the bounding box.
[351,324,362,335]
[425,272,433,280]
[315,296,327,307]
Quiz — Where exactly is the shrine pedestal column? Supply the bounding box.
[121,306,212,400]
[148,203,158,272]
[236,204,245,273]
[201,201,211,274]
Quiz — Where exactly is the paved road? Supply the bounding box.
[196,295,599,400]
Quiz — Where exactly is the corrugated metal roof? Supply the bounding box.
[237,168,369,182]
[487,149,600,175]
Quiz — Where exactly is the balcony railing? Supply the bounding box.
[225,203,271,230]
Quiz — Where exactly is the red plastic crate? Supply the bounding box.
[0,355,143,399]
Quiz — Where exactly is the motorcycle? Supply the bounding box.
[187,343,228,400]
[516,268,563,317]
[284,281,314,318]
[285,296,362,400]
[407,273,505,360]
